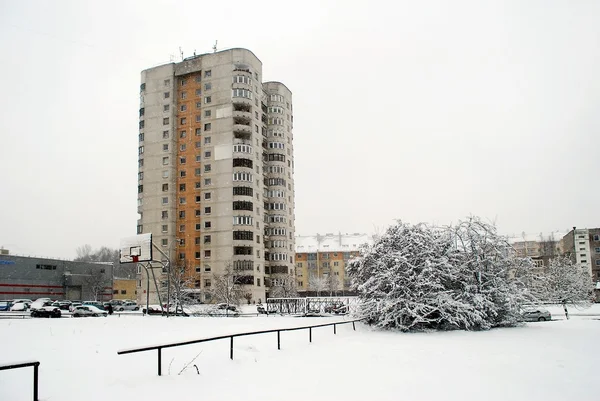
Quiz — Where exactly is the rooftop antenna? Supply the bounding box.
[179,47,184,61]
[213,40,218,53]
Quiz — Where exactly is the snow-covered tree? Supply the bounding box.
[160,260,199,313]
[209,265,243,307]
[348,218,537,331]
[448,217,537,329]
[308,274,327,296]
[270,275,299,298]
[325,273,341,296]
[533,256,594,319]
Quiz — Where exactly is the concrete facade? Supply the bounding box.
[0,255,113,301]
[561,228,599,280]
[137,48,295,305]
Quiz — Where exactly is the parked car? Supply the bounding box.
[72,305,108,317]
[116,301,139,311]
[51,301,72,311]
[10,300,31,311]
[83,301,105,310]
[142,305,164,315]
[324,302,348,314]
[30,302,61,318]
[0,301,11,311]
[69,302,83,312]
[29,298,53,311]
[522,308,552,322]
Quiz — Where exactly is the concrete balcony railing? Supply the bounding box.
[233,110,252,123]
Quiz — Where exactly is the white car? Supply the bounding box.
[69,302,83,312]
[10,299,32,311]
[30,298,53,311]
[116,301,139,311]
[72,305,108,317]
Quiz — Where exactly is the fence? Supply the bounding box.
[118,318,363,376]
[0,360,40,401]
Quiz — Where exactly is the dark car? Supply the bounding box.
[324,303,348,314]
[31,302,62,318]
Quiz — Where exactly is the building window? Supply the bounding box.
[162,170,169,178]
[205,221,211,228]
[195,195,201,203]
[204,206,211,214]
[195,75,201,83]
[179,225,185,232]
[179,197,186,204]
[161,239,168,246]
[204,136,211,144]
[204,164,211,172]
[204,151,211,158]
[195,168,201,176]
[195,89,202,97]
[180,170,186,178]
[204,192,212,200]
[204,235,211,244]
[162,197,168,205]
[161,210,168,219]
[257,278,261,287]
[180,143,187,151]
[163,117,170,125]
[204,250,211,258]
[204,178,212,186]
[163,130,169,139]
[195,209,201,217]
[161,225,168,233]
[180,78,187,86]
[196,115,201,123]
[164,92,170,98]
[162,184,168,191]
[204,123,211,131]
[180,156,186,164]
[204,70,211,78]
[195,181,201,189]
[195,223,201,230]
[195,141,201,149]
[194,280,200,288]
[180,117,187,125]
[181,92,187,99]
[205,96,211,104]
[205,83,212,91]
[179,184,186,191]
[180,104,187,112]
[595,235,600,241]
[205,110,212,117]
[179,210,185,218]
[196,101,202,109]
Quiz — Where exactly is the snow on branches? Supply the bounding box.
[348,217,538,331]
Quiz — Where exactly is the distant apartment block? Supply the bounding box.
[294,233,372,294]
[137,48,295,304]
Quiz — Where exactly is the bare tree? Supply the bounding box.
[325,273,341,296]
[533,256,595,319]
[75,245,134,278]
[75,244,93,260]
[308,274,327,297]
[270,275,299,298]
[243,293,252,305]
[84,268,110,301]
[160,260,198,313]
[209,265,244,307]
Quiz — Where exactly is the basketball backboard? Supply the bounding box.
[119,233,153,264]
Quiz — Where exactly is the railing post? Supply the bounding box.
[158,348,162,376]
[353,321,356,330]
[309,327,312,343]
[230,336,234,360]
[277,330,280,350]
[334,323,336,335]
[33,362,39,401]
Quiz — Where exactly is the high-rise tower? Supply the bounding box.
[137,48,295,304]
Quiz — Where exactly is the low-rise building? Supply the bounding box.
[112,278,137,300]
[0,253,113,301]
[294,233,372,295]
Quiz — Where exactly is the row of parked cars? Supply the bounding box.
[0,298,140,318]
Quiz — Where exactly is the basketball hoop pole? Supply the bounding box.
[152,241,176,317]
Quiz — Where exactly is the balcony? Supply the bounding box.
[232,97,253,108]
[233,110,252,124]
[233,124,252,140]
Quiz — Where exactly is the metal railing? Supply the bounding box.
[118,318,363,376]
[0,360,40,401]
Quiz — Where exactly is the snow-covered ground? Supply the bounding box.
[0,308,598,401]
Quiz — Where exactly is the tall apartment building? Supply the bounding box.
[294,233,372,294]
[137,48,295,304]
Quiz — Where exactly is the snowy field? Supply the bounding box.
[0,307,599,401]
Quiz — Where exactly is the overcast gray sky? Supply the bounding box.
[1,0,598,259]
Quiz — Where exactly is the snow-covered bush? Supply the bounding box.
[348,217,536,331]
